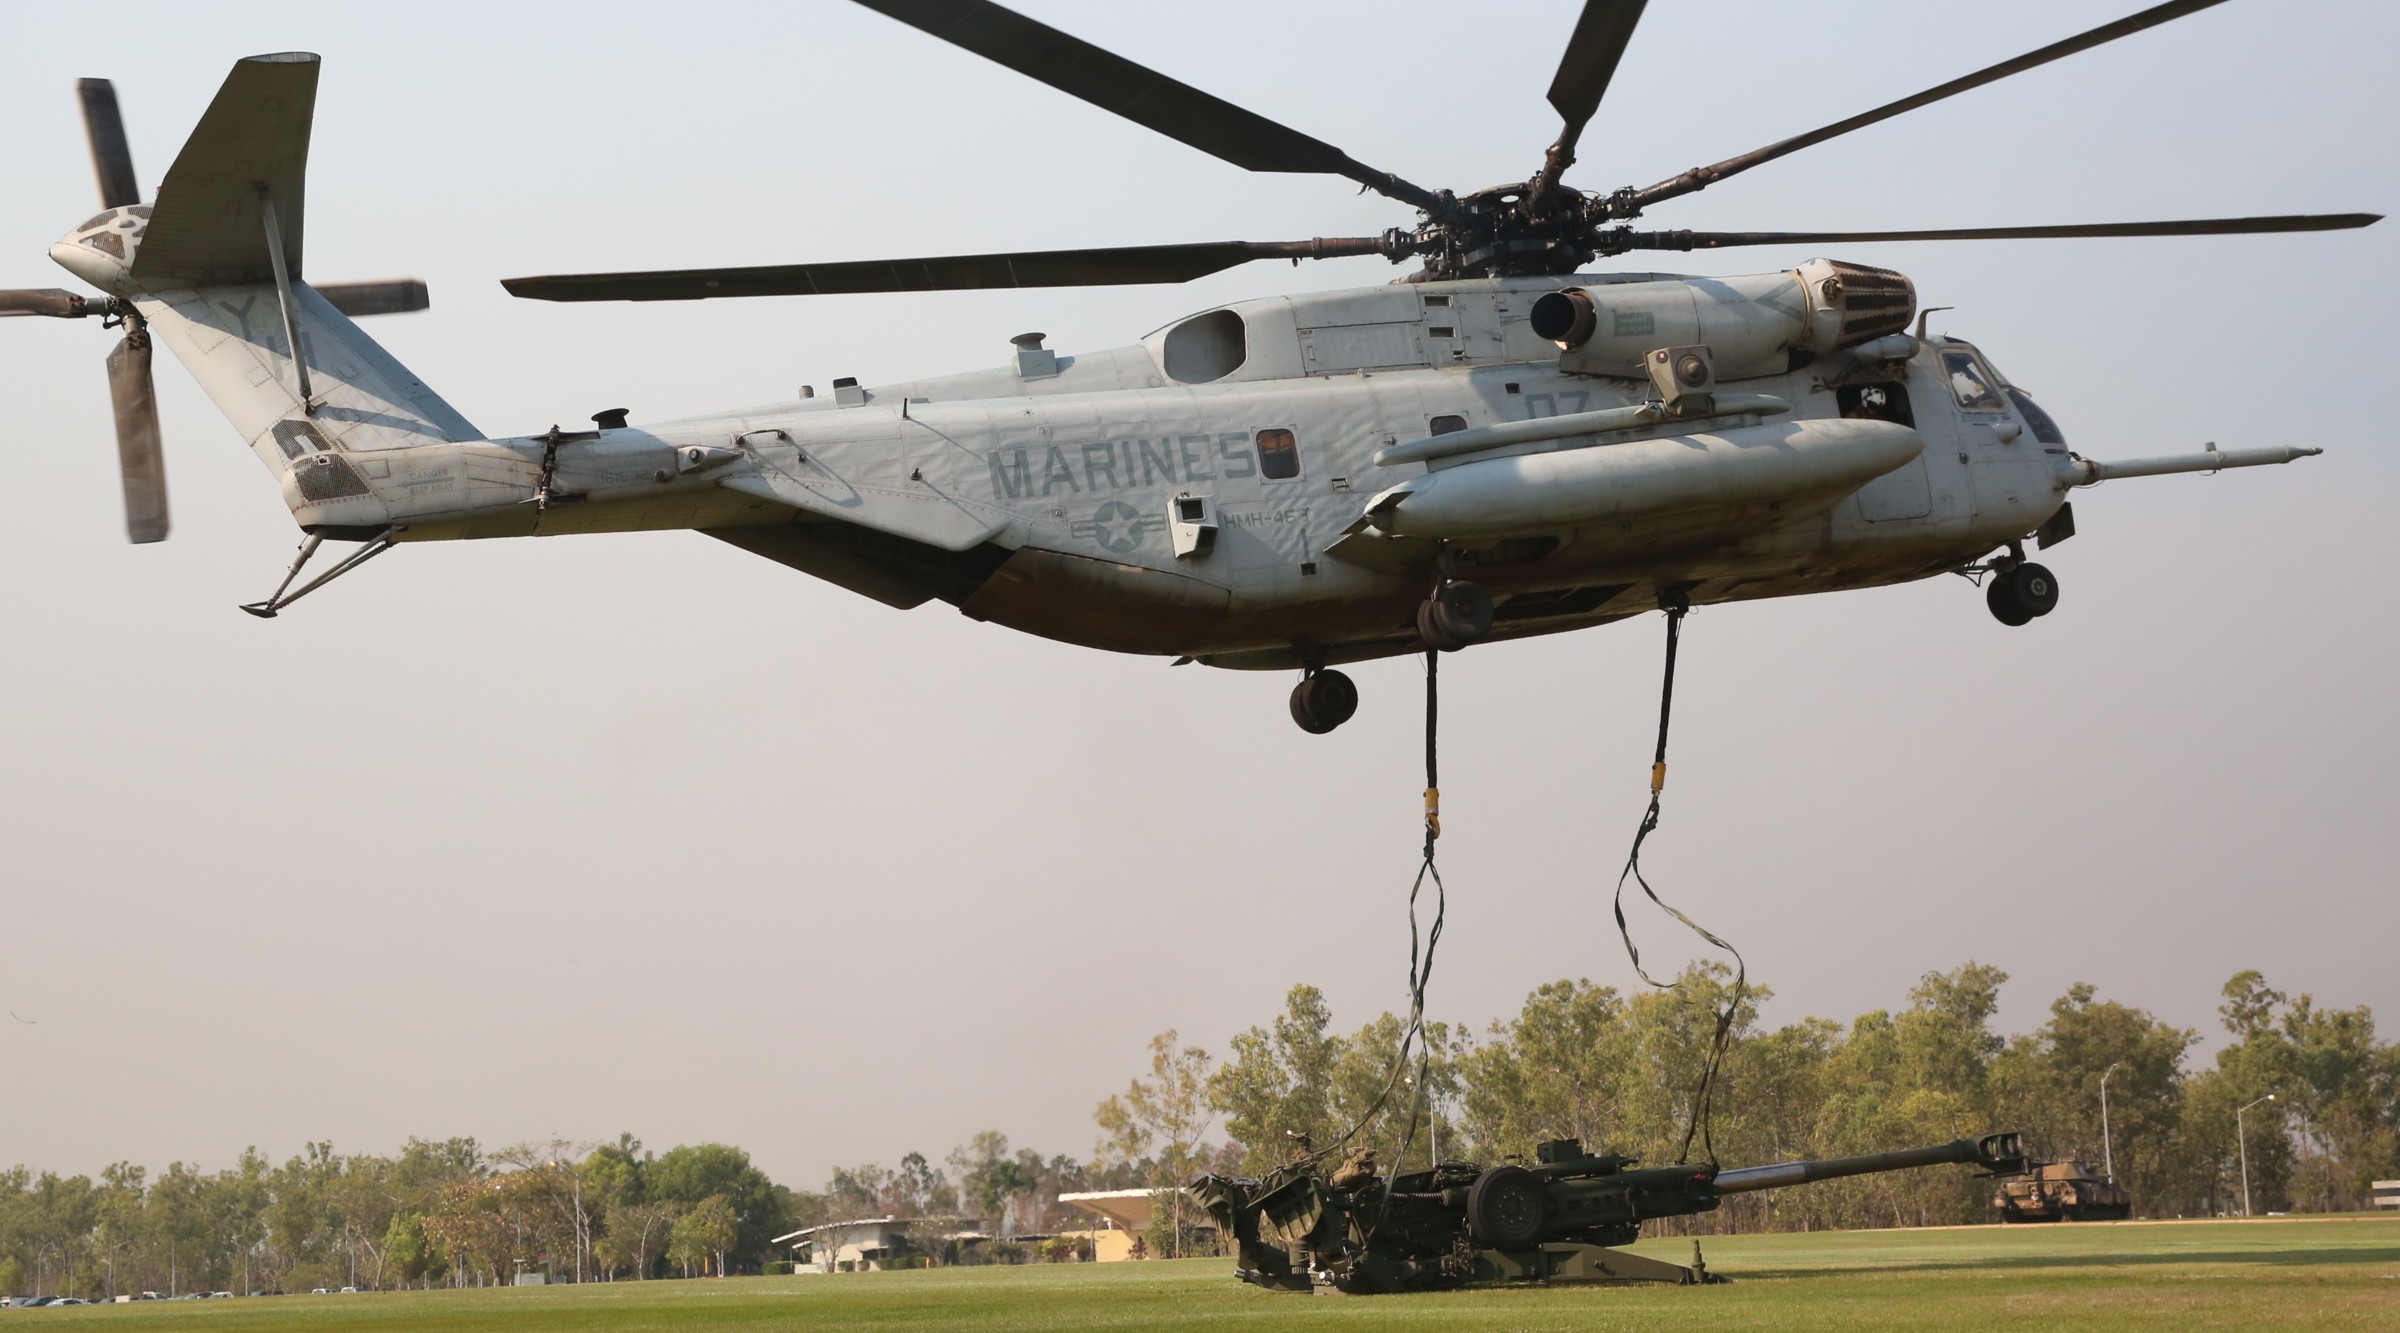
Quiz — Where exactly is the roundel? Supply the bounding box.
[1090,500,1144,553]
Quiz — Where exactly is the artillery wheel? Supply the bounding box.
[1465,1165,1550,1250]
[1289,669,1359,734]
[1986,576,2035,626]
[1417,581,1495,651]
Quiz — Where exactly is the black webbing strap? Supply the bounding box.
[1611,595,1747,1166]
[1324,651,1449,1242]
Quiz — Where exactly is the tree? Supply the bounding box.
[666,1197,736,1278]
[1460,978,1633,1162]
[948,1133,1033,1231]
[595,1202,677,1281]
[1210,986,1345,1173]
[646,1145,788,1273]
[381,1213,434,1289]
[1094,1031,1217,1257]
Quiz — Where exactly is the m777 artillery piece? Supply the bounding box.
[1193,1131,2029,1293]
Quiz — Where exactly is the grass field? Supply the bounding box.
[26,1216,2400,1331]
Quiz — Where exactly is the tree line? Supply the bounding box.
[1094,965,2396,1238]
[6,965,2390,1297]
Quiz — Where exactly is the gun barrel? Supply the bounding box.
[1713,1134,2018,1195]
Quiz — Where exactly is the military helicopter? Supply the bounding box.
[3,0,2373,735]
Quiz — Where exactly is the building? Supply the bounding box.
[2373,1180,2400,1209]
[771,1217,982,1273]
[1055,1189,1215,1262]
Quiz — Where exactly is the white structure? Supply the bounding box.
[772,1217,981,1273]
[2373,1180,2400,1209]
[1055,1189,1211,1262]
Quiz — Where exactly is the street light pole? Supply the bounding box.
[2100,1062,2123,1182]
[2237,1093,2278,1217]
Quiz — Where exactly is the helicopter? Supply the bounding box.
[1,1,2372,735]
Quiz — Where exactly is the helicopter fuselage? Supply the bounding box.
[260,268,2063,669]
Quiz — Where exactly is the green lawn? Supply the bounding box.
[33,1216,2400,1331]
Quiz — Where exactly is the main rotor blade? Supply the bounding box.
[503,237,1390,303]
[1629,0,2233,211]
[76,78,140,209]
[1536,0,1649,195]
[1607,213,2383,252]
[850,0,1443,212]
[316,279,430,317]
[0,288,90,318]
[105,329,169,544]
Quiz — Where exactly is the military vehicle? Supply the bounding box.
[1991,1159,2133,1223]
[1193,1131,2029,1292]
[1,1,2373,734]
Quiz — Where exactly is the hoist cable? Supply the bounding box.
[1610,596,1747,1166]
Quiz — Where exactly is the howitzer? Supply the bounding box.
[1191,1130,2027,1293]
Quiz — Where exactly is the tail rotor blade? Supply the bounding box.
[0,289,90,318]
[76,78,141,209]
[105,329,169,544]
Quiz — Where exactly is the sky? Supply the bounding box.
[1,1,2394,1191]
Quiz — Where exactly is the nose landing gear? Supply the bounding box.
[1291,665,1359,735]
[1985,550,2060,626]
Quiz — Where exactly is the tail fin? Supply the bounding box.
[52,52,482,490]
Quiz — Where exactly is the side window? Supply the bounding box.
[1429,414,1468,435]
[1941,349,2005,412]
[1835,383,1914,427]
[1256,428,1301,480]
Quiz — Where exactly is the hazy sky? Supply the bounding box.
[2,1,2393,1190]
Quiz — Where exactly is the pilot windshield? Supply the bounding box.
[1942,349,2005,412]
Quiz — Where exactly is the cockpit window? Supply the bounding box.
[79,212,116,233]
[2005,387,2067,445]
[1941,349,2005,412]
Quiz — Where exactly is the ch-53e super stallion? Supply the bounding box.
[4,0,2373,733]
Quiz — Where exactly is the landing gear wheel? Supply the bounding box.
[1464,1165,1549,1250]
[1416,580,1494,651]
[2008,562,2060,617]
[1987,576,2034,627]
[1288,668,1358,735]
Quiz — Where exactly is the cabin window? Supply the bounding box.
[2005,387,2067,445]
[1836,383,1913,427]
[1429,414,1468,435]
[1162,309,1247,383]
[1256,428,1301,480]
[1941,349,2005,412]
